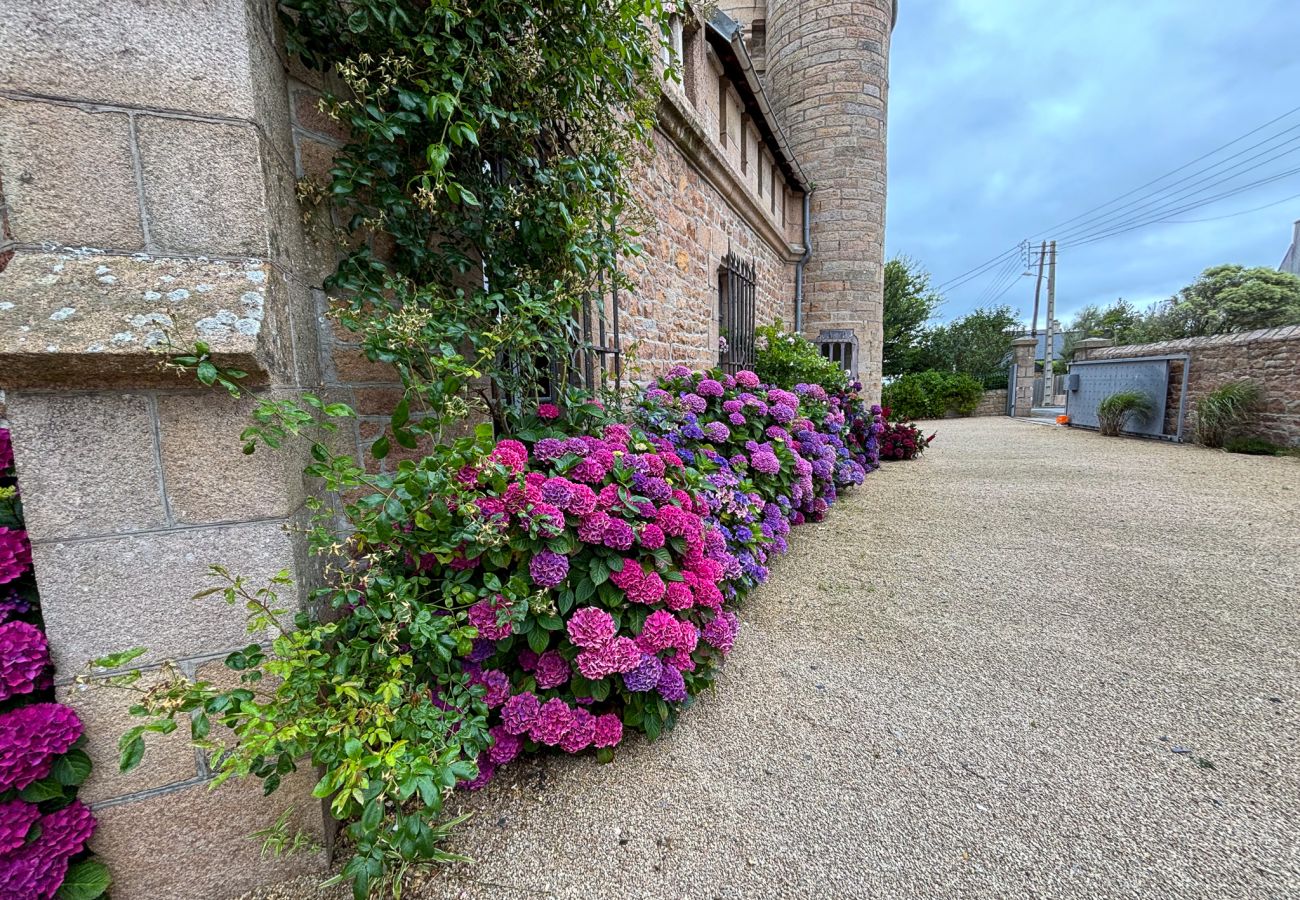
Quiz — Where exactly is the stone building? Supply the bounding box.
[0,1,893,895]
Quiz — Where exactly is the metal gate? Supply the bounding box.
[1065,355,1189,440]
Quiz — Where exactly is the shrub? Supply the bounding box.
[1195,380,1264,448]
[878,417,935,461]
[880,371,983,420]
[1096,390,1153,436]
[754,324,850,395]
[1223,437,1299,457]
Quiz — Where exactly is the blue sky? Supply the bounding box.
[885,0,1300,326]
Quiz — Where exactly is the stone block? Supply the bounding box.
[35,520,297,672]
[0,251,282,389]
[156,392,304,525]
[5,392,166,540]
[91,769,328,900]
[136,117,270,257]
[57,670,200,804]
[0,99,143,248]
[0,0,261,119]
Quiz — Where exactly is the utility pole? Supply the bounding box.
[1043,240,1058,406]
[1030,240,1047,337]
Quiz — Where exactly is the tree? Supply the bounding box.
[1169,264,1300,336]
[1061,298,1148,357]
[883,256,943,377]
[916,305,1020,386]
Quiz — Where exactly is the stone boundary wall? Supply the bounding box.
[971,389,1008,417]
[1083,325,1300,447]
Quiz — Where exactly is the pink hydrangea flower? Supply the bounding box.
[537,402,561,420]
[627,571,666,605]
[601,518,635,551]
[559,707,596,753]
[592,713,623,748]
[500,691,541,735]
[664,581,694,611]
[0,621,48,703]
[735,370,760,388]
[533,650,570,690]
[567,484,598,516]
[490,439,529,474]
[0,703,83,793]
[637,610,681,654]
[467,595,513,641]
[0,429,13,473]
[638,523,666,549]
[488,725,522,765]
[667,648,696,672]
[0,799,39,855]
[566,606,616,649]
[0,528,32,586]
[529,698,575,746]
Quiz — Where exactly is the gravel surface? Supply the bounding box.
[241,418,1300,899]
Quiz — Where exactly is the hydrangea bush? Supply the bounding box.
[0,427,108,899]
[878,408,937,461]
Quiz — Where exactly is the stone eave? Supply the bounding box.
[655,90,804,264]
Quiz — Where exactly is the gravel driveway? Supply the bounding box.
[248,418,1300,899]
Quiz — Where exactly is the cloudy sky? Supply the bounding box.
[885,0,1300,326]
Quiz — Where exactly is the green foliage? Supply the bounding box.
[883,256,943,377]
[911,305,1019,384]
[754,323,849,393]
[1096,390,1153,436]
[1223,436,1300,457]
[1065,266,1300,352]
[1195,380,1264,448]
[881,371,983,420]
[54,860,112,900]
[281,0,669,431]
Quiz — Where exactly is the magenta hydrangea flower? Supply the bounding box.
[676,620,700,654]
[663,581,694,611]
[0,528,32,586]
[637,524,665,551]
[0,800,96,899]
[601,518,635,551]
[0,799,39,855]
[735,370,760,388]
[667,648,696,672]
[489,439,529,474]
[656,664,688,702]
[529,698,575,746]
[474,669,511,708]
[467,595,513,641]
[0,429,12,473]
[537,402,561,420]
[559,707,596,753]
[703,612,738,652]
[592,713,623,748]
[599,636,641,673]
[0,703,83,793]
[0,620,48,702]
[681,393,707,414]
[751,449,781,475]
[637,610,681,654]
[576,511,611,543]
[566,606,616,649]
[567,484,598,516]
[540,476,575,508]
[529,549,569,588]
[626,570,666,605]
[500,691,541,735]
[533,650,570,690]
[488,725,522,765]
[696,378,724,397]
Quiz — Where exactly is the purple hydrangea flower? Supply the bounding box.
[533,650,571,690]
[0,528,32,586]
[0,703,83,793]
[529,698,575,745]
[656,664,687,702]
[529,549,570,588]
[0,621,48,703]
[622,653,664,692]
[500,691,541,735]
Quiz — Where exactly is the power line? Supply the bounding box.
[1029,103,1300,239]
[933,243,1022,292]
[1161,189,1300,223]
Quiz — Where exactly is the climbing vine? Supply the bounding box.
[286,0,668,431]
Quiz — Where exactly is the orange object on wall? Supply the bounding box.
[1056,415,1070,425]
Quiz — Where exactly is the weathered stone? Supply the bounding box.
[91,769,328,900]
[0,251,279,389]
[136,116,270,257]
[0,99,143,248]
[156,392,305,525]
[0,0,262,119]
[35,520,297,672]
[57,670,200,804]
[5,392,166,539]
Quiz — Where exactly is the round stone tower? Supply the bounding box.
[764,0,894,399]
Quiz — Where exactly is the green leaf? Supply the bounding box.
[371,436,390,460]
[52,748,92,787]
[195,361,218,386]
[526,627,549,655]
[119,730,146,772]
[590,678,610,702]
[19,776,67,803]
[55,860,112,900]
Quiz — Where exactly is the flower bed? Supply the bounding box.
[0,427,108,898]
[438,369,884,788]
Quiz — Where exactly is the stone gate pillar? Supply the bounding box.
[763,0,895,400]
[0,1,329,896]
[1011,336,1037,417]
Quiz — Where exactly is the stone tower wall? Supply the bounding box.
[763,0,893,398]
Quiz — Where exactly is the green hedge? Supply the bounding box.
[881,371,984,420]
